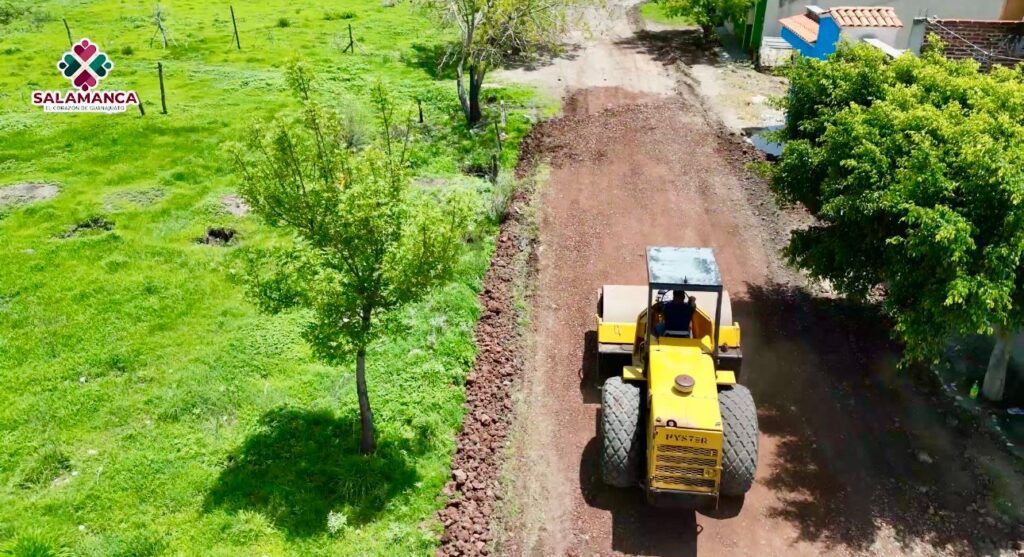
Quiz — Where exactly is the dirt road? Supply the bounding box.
[495,3,1023,556]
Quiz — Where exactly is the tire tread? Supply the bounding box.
[719,384,758,496]
[601,376,642,488]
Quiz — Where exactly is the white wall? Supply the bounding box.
[842,26,900,46]
[762,0,1006,49]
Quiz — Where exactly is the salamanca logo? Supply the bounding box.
[32,39,139,113]
[34,91,139,105]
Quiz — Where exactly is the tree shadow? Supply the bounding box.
[407,41,458,80]
[735,283,1018,554]
[204,407,420,537]
[500,43,583,72]
[405,41,582,80]
[941,332,1024,407]
[615,28,723,67]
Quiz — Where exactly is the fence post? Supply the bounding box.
[230,6,241,50]
[345,23,355,53]
[154,4,169,49]
[62,18,73,47]
[158,62,167,114]
[493,121,503,153]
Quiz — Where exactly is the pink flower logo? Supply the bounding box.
[57,39,114,92]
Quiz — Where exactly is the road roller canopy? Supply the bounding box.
[646,246,722,292]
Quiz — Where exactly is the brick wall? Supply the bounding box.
[924,19,1024,70]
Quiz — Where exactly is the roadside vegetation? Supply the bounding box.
[655,0,751,41]
[639,1,695,27]
[770,39,1024,405]
[0,0,545,555]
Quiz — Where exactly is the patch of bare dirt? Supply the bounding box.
[60,216,114,239]
[494,0,677,102]
[0,183,58,208]
[221,194,250,217]
[688,62,788,132]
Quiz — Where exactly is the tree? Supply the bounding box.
[660,0,753,42]
[231,68,474,453]
[770,40,1024,401]
[423,0,574,126]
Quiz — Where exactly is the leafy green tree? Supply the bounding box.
[771,40,1024,401]
[660,0,753,42]
[423,0,575,125]
[231,70,474,453]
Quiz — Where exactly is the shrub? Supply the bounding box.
[488,172,517,223]
[0,1,26,26]
[338,105,371,150]
[1,532,69,557]
[324,10,356,21]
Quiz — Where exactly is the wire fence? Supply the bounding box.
[926,17,1024,70]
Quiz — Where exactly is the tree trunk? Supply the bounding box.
[355,346,377,453]
[356,350,380,454]
[356,308,376,454]
[700,24,714,45]
[982,324,1012,401]
[456,17,476,125]
[467,65,483,126]
[456,63,471,123]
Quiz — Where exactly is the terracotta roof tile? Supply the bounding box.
[780,14,820,43]
[828,6,903,28]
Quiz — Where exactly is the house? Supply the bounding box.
[736,0,1024,54]
[780,6,903,59]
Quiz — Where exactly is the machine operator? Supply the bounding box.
[654,290,697,337]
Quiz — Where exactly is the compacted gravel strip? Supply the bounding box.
[436,167,537,557]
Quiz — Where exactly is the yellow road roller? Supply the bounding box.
[596,246,757,508]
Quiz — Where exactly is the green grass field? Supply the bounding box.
[0,1,542,555]
[639,1,695,27]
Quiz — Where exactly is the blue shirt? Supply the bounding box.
[662,301,694,333]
